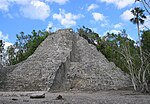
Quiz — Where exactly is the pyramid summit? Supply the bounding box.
[0,29,131,91]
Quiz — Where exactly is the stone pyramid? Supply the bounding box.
[2,29,131,91]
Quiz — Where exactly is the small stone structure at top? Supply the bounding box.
[0,29,131,91]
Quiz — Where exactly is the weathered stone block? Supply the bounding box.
[1,29,131,91]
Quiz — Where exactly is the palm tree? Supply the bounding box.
[130,7,149,93]
[130,7,146,60]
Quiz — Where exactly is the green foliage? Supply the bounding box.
[77,26,101,46]
[77,27,139,73]
[141,30,150,53]
[0,40,4,54]
[0,40,4,65]
[130,7,149,92]
[100,31,138,73]
[7,30,49,65]
[78,26,150,92]
[130,7,146,25]
[141,30,150,81]
[7,45,16,65]
[130,7,146,58]
[4,26,150,92]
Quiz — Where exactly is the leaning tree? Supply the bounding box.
[130,7,149,93]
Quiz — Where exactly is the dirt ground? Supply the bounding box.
[0,90,150,104]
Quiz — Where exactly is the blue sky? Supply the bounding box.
[0,0,149,47]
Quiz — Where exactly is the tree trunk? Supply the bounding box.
[137,21,144,83]
[131,76,137,91]
[137,21,149,93]
[141,82,149,93]
[137,22,143,63]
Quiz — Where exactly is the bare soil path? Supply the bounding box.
[0,90,150,104]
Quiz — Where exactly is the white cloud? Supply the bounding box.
[45,0,69,5]
[0,31,8,41]
[0,0,9,12]
[120,9,134,21]
[90,27,98,33]
[46,21,58,32]
[8,0,30,5]
[46,22,53,31]
[92,12,108,27]
[0,0,50,20]
[92,12,106,21]
[53,9,83,27]
[140,15,150,30]
[103,29,121,36]
[127,35,134,40]
[103,29,134,40]
[98,0,134,9]
[4,42,13,49]
[87,4,99,11]
[100,22,109,27]
[0,31,12,49]
[20,0,50,20]
[114,23,123,29]
[0,0,31,12]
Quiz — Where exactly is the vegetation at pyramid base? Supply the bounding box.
[76,6,150,93]
[6,30,50,65]
[77,26,150,93]
[141,30,150,54]
[0,26,150,93]
[78,27,134,73]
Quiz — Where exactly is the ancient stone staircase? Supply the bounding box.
[1,29,131,91]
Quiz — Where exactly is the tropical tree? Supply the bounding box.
[7,29,49,65]
[141,30,150,82]
[99,31,137,74]
[130,7,149,93]
[77,26,101,45]
[78,26,149,92]
[141,30,150,53]
[0,40,4,65]
[130,7,146,59]
[7,45,16,65]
